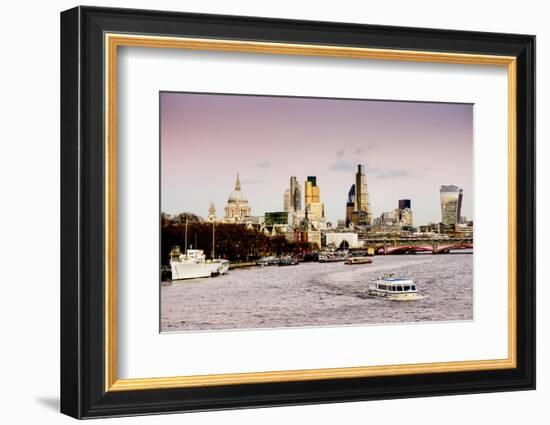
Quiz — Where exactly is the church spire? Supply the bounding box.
[235,173,241,191]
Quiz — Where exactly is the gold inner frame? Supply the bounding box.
[104,33,517,392]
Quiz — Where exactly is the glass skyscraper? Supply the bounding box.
[440,185,463,226]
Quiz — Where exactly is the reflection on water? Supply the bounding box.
[161,253,473,332]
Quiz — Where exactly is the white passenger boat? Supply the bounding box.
[368,275,425,300]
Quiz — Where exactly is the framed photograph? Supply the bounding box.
[60,6,535,419]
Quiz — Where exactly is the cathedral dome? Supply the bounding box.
[228,189,246,203]
[227,173,247,203]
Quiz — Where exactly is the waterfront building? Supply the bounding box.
[440,185,463,227]
[324,232,360,249]
[208,202,216,222]
[380,210,399,226]
[419,222,444,235]
[224,173,252,223]
[454,222,474,238]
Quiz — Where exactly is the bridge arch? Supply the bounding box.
[378,245,433,255]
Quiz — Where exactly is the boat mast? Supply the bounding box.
[211,221,215,259]
[184,218,188,258]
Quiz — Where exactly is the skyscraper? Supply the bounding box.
[398,199,411,210]
[304,176,325,224]
[345,184,355,227]
[348,164,372,226]
[289,176,302,213]
[304,176,320,204]
[355,165,368,212]
[440,185,463,227]
[283,189,291,212]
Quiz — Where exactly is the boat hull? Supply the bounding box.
[345,257,372,265]
[367,290,425,301]
[171,262,213,280]
[212,260,229,275]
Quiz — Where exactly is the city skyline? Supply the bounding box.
[161,92,473,225]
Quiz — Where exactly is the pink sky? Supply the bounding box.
[161,92,473,225]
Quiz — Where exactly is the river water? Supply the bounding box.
[161,253,473,332]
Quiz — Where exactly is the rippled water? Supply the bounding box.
[161,253,473,332]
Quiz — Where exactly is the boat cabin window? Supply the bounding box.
[411,285,416,291]
[404,285,411,291]
[396,286,403,291]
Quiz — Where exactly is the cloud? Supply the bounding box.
[356,143,378,154]
[256,161,271,169]
[375,168,415,179]
[336,143,378,158]
[329,160,355,172]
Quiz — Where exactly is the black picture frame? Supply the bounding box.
[61,5,535,419]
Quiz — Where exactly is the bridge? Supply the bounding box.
[374,242,473,255]
[351,236,474,255]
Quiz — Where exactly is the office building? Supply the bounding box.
[304,176,325,222]
[440,185,463,227]
[346,164,372,226]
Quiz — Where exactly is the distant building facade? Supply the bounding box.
[324,232,360,249]
[295,209,321,248]
[264,211,290,225]
[396,199,413,227]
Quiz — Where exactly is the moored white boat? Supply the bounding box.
[368,275,425,300]
[256,256,279,266]
[170,247,229,280]
[168,220,229,281]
